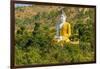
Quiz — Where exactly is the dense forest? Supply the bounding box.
[15,4,95,65]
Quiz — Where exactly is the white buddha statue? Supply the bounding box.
[54,9,71,43]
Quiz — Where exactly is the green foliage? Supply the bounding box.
[15,5,95,65]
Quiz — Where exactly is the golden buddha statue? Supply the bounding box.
[54,9,71,44]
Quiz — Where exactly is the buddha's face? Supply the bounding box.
[60,14,66,23]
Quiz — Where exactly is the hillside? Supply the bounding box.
[15,4,95,65]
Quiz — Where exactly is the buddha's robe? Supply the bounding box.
[60,22,71,42]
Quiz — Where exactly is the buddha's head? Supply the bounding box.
[60,9,67,23]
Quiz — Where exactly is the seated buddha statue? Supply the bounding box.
[54,9,71,43]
